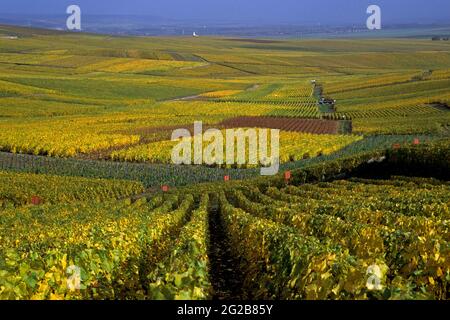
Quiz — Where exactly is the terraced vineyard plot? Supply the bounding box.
[333,79,450,101]
[213,82,321,118]
[337,104,449,120]
[266,102,320,118]
[263,82,315,101]
[322,72,423,95]
[353,116,450,135]
[207,100,320,118]
[431,68,450,80]
[320,78,450,134]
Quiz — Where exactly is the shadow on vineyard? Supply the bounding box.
[351,147,450,181]
[207,195,246,300]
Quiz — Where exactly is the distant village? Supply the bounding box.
[432,36,449,41]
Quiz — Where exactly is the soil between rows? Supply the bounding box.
[207,196,246,300]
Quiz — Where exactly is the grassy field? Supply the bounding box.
[0,25,449,301]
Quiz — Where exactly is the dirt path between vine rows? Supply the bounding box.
[207,197,246,300]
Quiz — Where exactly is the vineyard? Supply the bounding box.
[218,177,449,300]
[1,142,449,300]
[0,25,450,301]
[110,130,361,166]
[0,171,145,207]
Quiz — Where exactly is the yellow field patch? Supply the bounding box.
[80,58,205,73]
[199,90,242,98]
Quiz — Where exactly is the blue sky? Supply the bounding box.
[1,0,449,24]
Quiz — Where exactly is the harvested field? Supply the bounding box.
[220,116,342,134]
